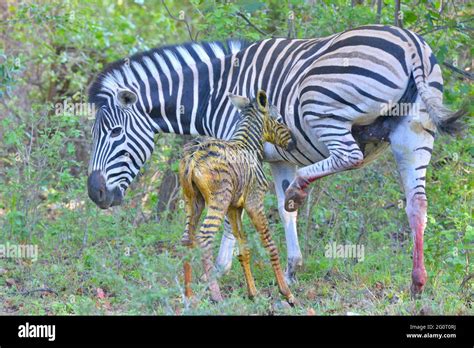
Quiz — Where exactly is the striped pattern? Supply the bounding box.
[179,91,294,303]
[88,24,461,295]
[88,40,248,192]
[88,25,445,191]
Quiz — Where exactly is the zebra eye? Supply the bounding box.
[123,152,130,158]
[110,127,122,138]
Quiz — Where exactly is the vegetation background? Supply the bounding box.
[0,0,472,315]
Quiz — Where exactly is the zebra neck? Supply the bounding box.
[230,117,264,161]
[148,59,216,136]
[147,49,238,137]
[92,40,248,138]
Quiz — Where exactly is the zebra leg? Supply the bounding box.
[270,161,302,284]
[197,204,229,302]
[389,107,435,297]
[215,216,237,275]
[228,207,257,299]
[285,120,364,212]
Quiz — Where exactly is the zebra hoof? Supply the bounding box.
[215,261,232,277]
[209,280,223,303]
[284,186,307,212]
[410,283,424,299]
[285,257,302,285]
[287,294,299,307]
[181,236,193,247]
[410,267,427,299]
[284,273,298,286]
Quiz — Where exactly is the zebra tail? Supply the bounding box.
[411,48,467,136]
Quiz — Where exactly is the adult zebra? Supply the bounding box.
[87,25,464,296]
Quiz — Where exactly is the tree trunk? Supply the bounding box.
[154,135,192,221]
[394,0,403,28]
[376,0,382,24]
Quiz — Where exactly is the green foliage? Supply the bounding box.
[0,0,472,315]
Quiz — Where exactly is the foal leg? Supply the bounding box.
[228,207,257,299]
[181,192,204,298]
[245,196,295,304]
[389,103,435,297]
[181,191,205,246]
[285,119,363,212]
[197,202,229,302]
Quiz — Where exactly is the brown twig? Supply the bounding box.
[383,203,396,209]
[161,0,196,42]
[287,4,296,39]
[21,288,59,296]
[418,25,473,36]
[459,273,473,289]
[236,11,269,36]
[443,62,474,81]
[321,188,344,206]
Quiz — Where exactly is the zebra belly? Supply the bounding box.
[263,141,328,166]
[264,132,391,167]
[264,104,407,167]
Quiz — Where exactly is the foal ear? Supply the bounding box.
[117,89,138,107]
[228,93,250,110]
[256,90,268,110]
[268,105,282,120]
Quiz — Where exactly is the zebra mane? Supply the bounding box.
[88,39,251,107]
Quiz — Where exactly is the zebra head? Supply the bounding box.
[87,87,156,209]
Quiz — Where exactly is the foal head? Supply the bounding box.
[228,90,296,151]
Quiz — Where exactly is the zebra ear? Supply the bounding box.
[228,93,250,110]
[117,89,137,107]
[256,90,268,110]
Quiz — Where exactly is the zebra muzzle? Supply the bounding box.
[87,171,123,209]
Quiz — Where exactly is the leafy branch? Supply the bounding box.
[418,24,474,36]
[161,0,198,42]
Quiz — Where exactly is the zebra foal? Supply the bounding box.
[179,90,296,303]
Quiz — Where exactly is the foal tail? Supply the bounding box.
[179,141,200,198]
